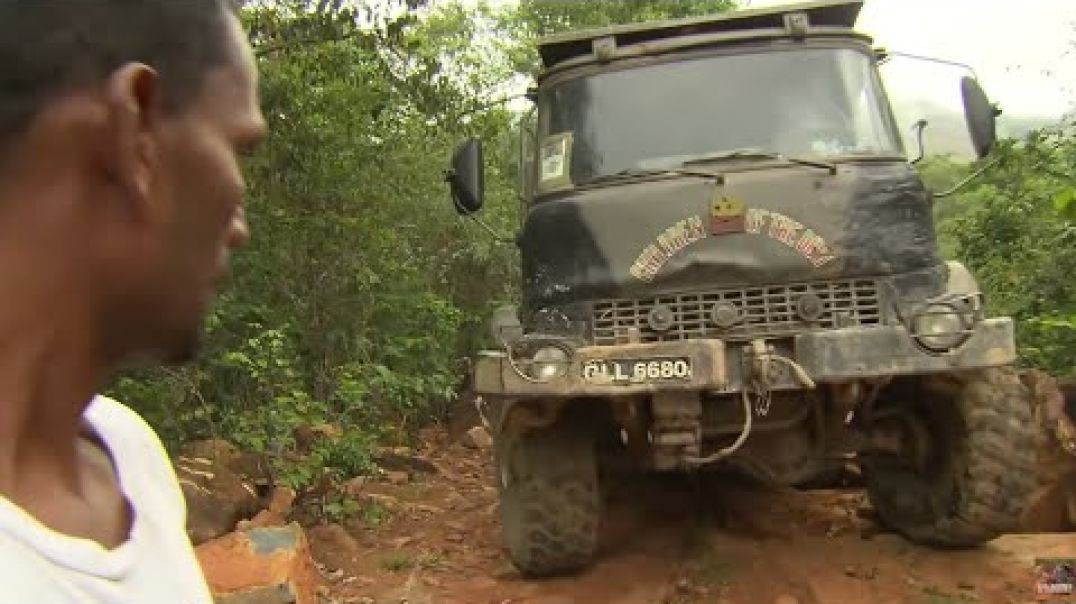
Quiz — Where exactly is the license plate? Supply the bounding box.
[582,357,693,384]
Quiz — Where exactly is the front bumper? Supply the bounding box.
[473,318,1016,397]
[793,317,1015,380]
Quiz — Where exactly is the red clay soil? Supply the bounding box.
[309,428,1074,604]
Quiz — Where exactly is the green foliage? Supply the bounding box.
[380,551,414,572]
[938,125,1076,376]
[360,501,392,529]
[1054,187,1076,222]
[318,493,363,524]
[111,0,519,491]
[498,0,737,75]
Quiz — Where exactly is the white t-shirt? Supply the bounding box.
[0,396,213,604]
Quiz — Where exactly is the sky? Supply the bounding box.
[746,0,1076,125]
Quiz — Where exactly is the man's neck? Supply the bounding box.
[0,273,105,499]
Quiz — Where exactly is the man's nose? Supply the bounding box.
[227,205,251,249]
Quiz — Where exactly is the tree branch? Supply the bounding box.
[254,29,368,58]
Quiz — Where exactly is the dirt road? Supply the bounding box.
[309,429,1074,604]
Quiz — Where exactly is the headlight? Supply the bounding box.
[530,346,570,381]
[912,303,970,352]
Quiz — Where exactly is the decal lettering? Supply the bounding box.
[630,206,838,282]
[629,216,706,282]
[745,208,770,234]
[768,213,803,247]
[793,229,838,268]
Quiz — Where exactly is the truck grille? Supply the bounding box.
[591,279,881,345]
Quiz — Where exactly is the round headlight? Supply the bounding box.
[531,346,570,381]
[913,304,968,352]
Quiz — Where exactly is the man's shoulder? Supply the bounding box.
[83,395,175,482]
[85,395,160,440]
[84,395,174,466]
[0,535,82,603]
[84,395,188,517]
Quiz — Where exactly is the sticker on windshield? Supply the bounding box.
[539,132,572,188]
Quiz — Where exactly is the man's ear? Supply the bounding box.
[103,63,161,212]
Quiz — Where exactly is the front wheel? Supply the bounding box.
[495,419,600,577]
[862,367,1037,546]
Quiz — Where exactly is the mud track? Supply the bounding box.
[311,428,1073,604]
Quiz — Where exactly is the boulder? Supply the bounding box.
[373,449,438,475]
[196,523,320,604]
[293,423,343,455]
[1020,369,1076,532]
[342,476,367,496]
[462,426,493,450]
[175,451,262,545]
[180,439,270,484]
[307,523,361,571]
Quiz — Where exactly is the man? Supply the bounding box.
[0,1,266,601]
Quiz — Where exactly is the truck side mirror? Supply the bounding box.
[960,76,1001,159]
[447,138,485,215]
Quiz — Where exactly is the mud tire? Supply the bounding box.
[496,420,600,577]
[863,366,1037,546]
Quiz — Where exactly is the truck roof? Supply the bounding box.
[537,0,864,70]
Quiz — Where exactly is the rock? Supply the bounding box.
[307,524,361,572]
[196,523,320,604]
[382,570,435,604]
[843,565,857,578]
[180,439,270,484]
[957,580,975,590]
[176,449,261,545]
[410,503,445,516]
[293,423,344,454]
[386,470,410,485]
[240,508,287,530]
[362,493,401,509]
[268,486,297,516]
[343,476,367,496]
[215,584,297,604]
[774,596,801,604]
[462,426,493,450]
[390,535,418,549]
[374,450,439,475]
[1020,369,1076,532]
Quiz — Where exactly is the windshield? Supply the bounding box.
[535,47,903,187]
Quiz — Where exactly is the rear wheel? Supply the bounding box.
[862,367,1036,546]
[496,419,600,577]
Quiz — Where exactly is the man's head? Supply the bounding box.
[0,0,266,366]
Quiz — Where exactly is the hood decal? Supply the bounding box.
[630,205,838,283]
[629,216,707,282]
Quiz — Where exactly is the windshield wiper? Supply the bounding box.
[680,148,838,175]
[580,167,721,187]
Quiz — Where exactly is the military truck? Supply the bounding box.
[446,0,1037,577]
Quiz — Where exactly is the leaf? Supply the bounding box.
[1054,188,1076,222]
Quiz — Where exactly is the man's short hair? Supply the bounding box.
[0,0,238,145]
